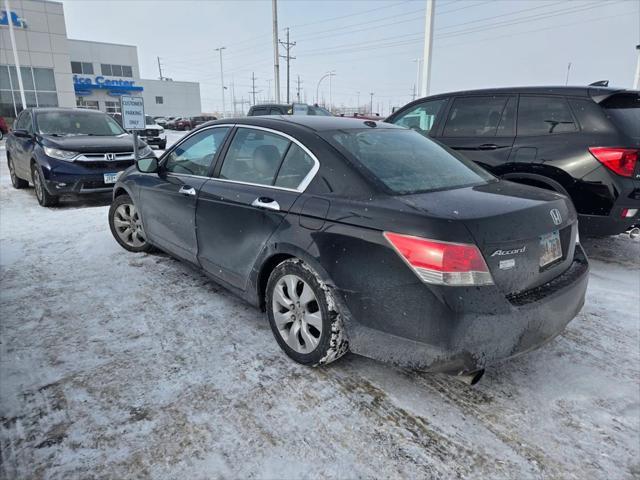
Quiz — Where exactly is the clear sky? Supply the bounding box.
[60,0,640,115]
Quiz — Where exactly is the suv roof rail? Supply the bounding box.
[589,80,609,87]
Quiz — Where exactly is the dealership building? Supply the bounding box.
[1,0,202,120]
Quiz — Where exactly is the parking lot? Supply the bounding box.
[0,131,638,479]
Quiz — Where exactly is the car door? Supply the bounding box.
[11,110,35,178]
[196,126,318,290]
[388,97,449,138]
[438,95,517,170]
[139,125,231,263]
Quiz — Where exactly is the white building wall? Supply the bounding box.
[138,79,201,117]
[67,39,140,79]
[0,0,75,109]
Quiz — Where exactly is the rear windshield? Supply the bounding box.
[325,128,494,194]
[36,111,125,136]
[601,93,640,140]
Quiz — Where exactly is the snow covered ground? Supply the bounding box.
[0,132,638,479]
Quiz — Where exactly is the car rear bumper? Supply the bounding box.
[579,201,640,236]
[339,246,589,374]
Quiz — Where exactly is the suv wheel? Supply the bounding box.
[31,164,58,206]
[108,194,153,252]
[8,155,28,189]
[266,259,349,366]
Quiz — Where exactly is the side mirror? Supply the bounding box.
[13,129,32,138]
[136,156,159,173]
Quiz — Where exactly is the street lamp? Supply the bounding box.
[215,46,226,117]
[316,71,335,106]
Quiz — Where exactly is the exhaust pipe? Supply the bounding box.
[628,227,640,239]
[453,369,485,386]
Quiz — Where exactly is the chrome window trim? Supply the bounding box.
[217,124,320,193]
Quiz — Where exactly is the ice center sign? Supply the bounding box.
[120,95,145,130]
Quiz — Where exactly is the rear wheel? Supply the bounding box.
[31,164,58,207]
[8,155,28,189]
[266,259,348,366]
[108,194,153,252]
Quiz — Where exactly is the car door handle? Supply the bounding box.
[478,144,499,150]
[179,185,196,196]
[251,197,280,211]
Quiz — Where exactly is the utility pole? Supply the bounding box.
[634,45,640,90]
[369,92,374,114]
[266,79,272,102]
[413,58,422,99]
[296,75,302,102]
[231,80,237,116]
[356,91,360,112]
[565,62,572,86]
[157,56,164,81]
[272,0,281,103]
[250,72,259,105]
[215,46,226,117]
[5,0,26,111]
[279,27,296,104]
[420,0,435,97]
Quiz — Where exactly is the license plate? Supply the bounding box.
[539,230,562,267]
[103,172,119,184]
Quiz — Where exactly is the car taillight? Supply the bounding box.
[383,232,493,286]
[589,147,638,178]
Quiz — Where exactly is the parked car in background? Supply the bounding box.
[108,115,588,383]
[165,117,180,129]
[0,116,8,141]
[6,108,154,206]
[174,117,192,130]
[111,114,167,149]
[386,86,640,237]
[190,115,217,128]
[154,116,168,127]
[247,103,332,116]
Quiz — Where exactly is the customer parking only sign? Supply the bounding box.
[120,95,145,130]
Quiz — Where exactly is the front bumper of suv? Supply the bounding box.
[39,156,135,195]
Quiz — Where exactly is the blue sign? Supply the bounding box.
[73,75,143,93]
[0,10,27,28]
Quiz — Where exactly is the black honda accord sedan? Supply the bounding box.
[109,116,589,383]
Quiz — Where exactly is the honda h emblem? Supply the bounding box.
[550,208,562,226]
[105,153,116,161]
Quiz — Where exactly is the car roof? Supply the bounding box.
[29,107,107,115]
[421,85,625,99]
[202,115,403,132]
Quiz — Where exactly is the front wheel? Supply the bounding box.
[31,164,58,206]
[108,194,154,252]
[266,259,349,366]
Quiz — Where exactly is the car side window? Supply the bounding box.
[251,107,268,116]
[518,96,578,135]
[392,99,446,136]
[165,127,230,176]
[219,128,290,186]
[443,96,510,137]
[274,143,315,189]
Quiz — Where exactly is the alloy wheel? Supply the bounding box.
[8,159,16,186]
[33,168,44,202]
[272,274,323,354]
[113,203,147,248]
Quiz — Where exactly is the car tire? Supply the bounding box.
[266,258,349,366]
[31,164,58,207]
[108,194,154,253]
[8,155,28,189]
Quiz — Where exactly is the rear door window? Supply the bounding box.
[274,143,315,189]
[517,96,578,135]
[600,92,640,140]
[250,107,268,116]
[392,98,446,136]
[219,128,290,186]
[443,96,512,137]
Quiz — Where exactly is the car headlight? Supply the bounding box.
[43,147,79,161]
[138,145,154,158]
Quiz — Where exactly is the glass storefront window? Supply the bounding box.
[0,64,58,117]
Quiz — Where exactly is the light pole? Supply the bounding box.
[412,58,422,99]
[356,91,360,112]
[272,0,281,103]
[565,62,572,86]
[634,45,640,90]
[420,0,435,97]
[316,71,335,106]
[369,92,374,114]
[215,47,226,117]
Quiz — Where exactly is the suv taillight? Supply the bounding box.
[589,147,638,178]
[383,232,493,286]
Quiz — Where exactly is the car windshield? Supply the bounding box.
[602,93,640,140]
[325,127,495,194]
[36,111,126,136]
[145,115,157,125]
